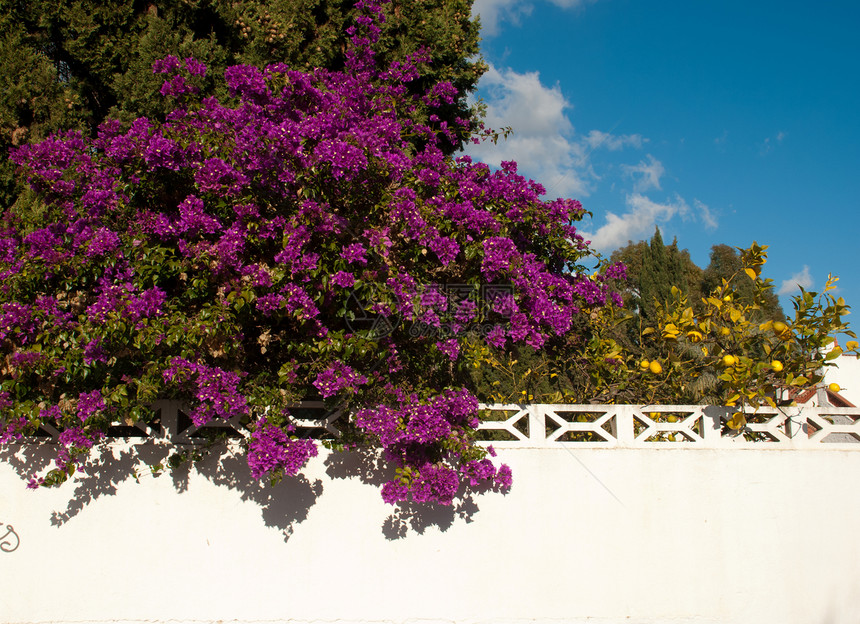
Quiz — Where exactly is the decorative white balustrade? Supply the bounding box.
[16,401,860,450]
[476,404,860,449]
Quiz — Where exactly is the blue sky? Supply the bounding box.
[466,0,860,313]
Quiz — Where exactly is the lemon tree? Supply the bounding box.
[632,243,853,417]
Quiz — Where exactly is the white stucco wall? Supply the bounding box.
[3,441,860,624]
[825,353,860,405]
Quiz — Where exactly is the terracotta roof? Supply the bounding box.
[784,385,855,408]
[792,387,818,404]
[827,388,856,408]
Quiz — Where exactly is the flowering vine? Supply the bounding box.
[0,0,619,505]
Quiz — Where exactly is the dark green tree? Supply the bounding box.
[611,228,702,324]
[608,239,646,310]
[638,228,668,322]
[668,238,703,299]
[0,0,485,206]
[610,235,785,326]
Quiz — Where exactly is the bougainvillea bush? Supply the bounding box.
[0,1,622,504]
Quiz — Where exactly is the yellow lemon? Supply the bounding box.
[771,360,783,372]
[847,340,859,351]
[639,359,650,370]
[649,361,663,374]
[722,355,736,367]
[828,383,841,393]
[772,321,790,338]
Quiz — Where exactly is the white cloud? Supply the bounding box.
[759,131,787,156]
[466,65,716,251]
[779,266,814,295]
[694,199,718,230]
[466,64,644,199]
[581,193,690,252]
[467,64,590,197]
[621,155,664,192]
[478,65,573,137]
[471,0,534,36]
[584,130,645,151]
[473,0,599,36]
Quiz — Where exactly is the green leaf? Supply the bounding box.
[825,347,842,361]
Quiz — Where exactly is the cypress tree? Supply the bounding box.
[640,227,671,322]
[609,239,646,312]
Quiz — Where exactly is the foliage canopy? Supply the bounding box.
[0,0,484,206]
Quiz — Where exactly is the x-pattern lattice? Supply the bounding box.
[11,402,860,450]
[476,406,530,442]
[477,404,860,449]
[630,407,706,444]
[543,406,615,444]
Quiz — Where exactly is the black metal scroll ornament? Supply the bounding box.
[0,522,20,552]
